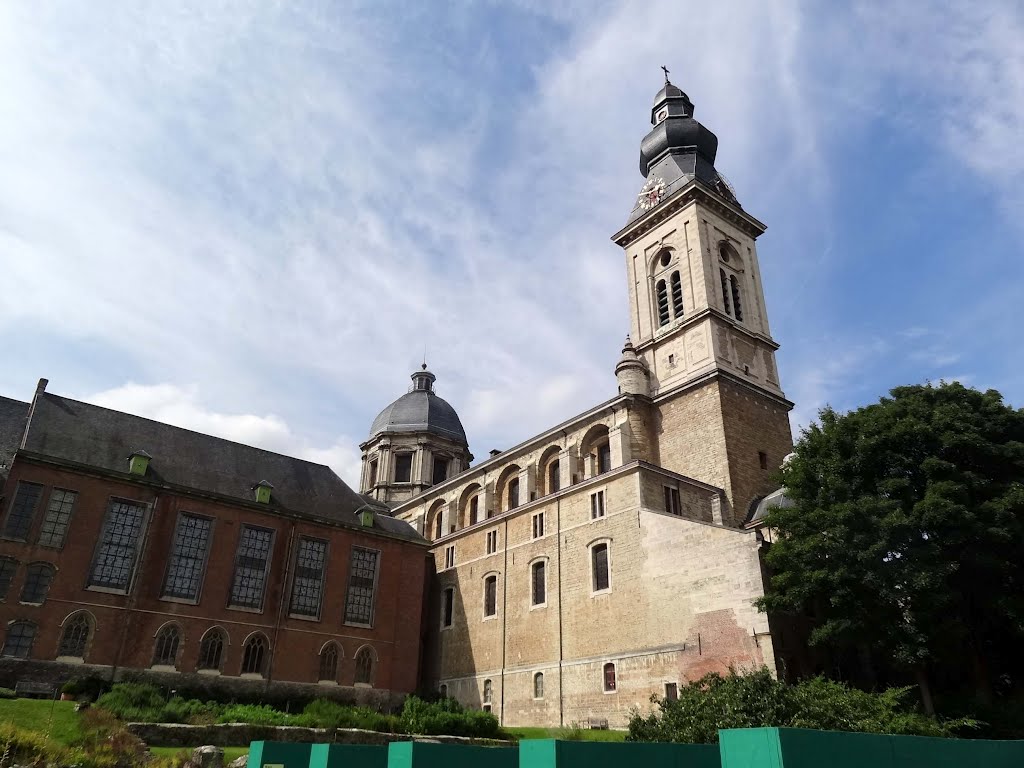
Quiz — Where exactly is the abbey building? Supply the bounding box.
[361,79,795,727]
[0,79,794,725]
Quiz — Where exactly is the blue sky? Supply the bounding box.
[1,1,1021,485]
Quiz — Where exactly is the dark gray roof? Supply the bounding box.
[20,391,425,544]
[369,390,467,443]
[0,396,30,489]
[746,487,794,526]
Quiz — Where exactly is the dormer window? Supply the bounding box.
[254,480,273,504]
[128,449,151,476]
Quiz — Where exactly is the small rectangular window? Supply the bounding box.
[394,454,413,483]
[483,575,497,617]
[597,443,611,474]
[38,489,77,548]
[759,451,769,470]
[532,512,544,539]
[290,537,328,619]
[442,587,454,628]
[548,461,560,493]
[603,662,616,692]
[590,490,605,520]
[508,478,520,510]
[444,545,455,570]
[469,496,479,525]
[665,682,678,701]
[368,460,378,486]
[664,487,682,516]
[486,530,498,555]
[3,482,43,541]
[532,560,546,606]
[88,499,148,591]
[228,525,274,610]
[161,513,213,601]
[343,546,380,626]
[592,543,610,592]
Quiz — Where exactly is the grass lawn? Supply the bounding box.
[506,726,627,742]
[151,746,249,763]
[0,699,82,745]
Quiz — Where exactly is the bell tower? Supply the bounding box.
[612,75,793,525]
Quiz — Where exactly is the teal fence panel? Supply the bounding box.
[249,741,314,768]
[309,743,389,768]
[388,740,517,768]
[718,727,1024,768]
[519,739,720,768]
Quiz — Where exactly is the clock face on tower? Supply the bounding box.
[637,176,666,211]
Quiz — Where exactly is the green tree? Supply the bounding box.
[757,382,1024,713]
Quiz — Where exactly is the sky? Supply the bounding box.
[1,1,1022,487]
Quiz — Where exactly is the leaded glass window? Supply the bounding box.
[343,547,379,626]
[20,563,54,604]
[162,514,212,600]
[319,643,339,681]
[0,558,17,600]
[58,613,92,659]
[198,628,225,671]
[229,525,274,610]
[88,499,147,591]
[241,634,267,676]
[3,482,42,541]
[38,489,77,548]
[152,624,180,667]
[289,537,327,618]
[2,621,35,658]
[354,647,374,685]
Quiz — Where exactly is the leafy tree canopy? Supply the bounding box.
[757,382,1024,703]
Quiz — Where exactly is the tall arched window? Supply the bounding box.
[656,279,670,326]
[20,562,55,604]
[319,643,340,682]
[354,646,375,686]
[152,624,181,668]
[1,621,36,658]
[241,634,268,676]
[729,274,743,321]
[531,560,546,606]
[508,478,520,510]
[720,268,732,315]
[198,628,226,672]
[603,662,617,692]
[670,271,684,318]
[483,679,493,704]
[534,672,544,699]
[57,613,92,659]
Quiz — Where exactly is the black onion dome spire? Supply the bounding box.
[628,73,737,223]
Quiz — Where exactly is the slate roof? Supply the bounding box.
[745,486,794,526]
[369,389,467,443]
[17,390,425,544]
[0,396,30,489]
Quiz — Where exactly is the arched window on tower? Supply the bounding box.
[656,279,670,326]
[319,642,340,683]
[720,268,732,316]
[241,634,268,676]
[670,271,684,318]
[198,627,226,672]
[355,646,375,686]
[729,274,743,322]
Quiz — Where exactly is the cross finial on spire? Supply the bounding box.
[661,65,670,83]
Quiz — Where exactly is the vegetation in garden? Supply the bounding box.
[626,668,973,743]
[94,682,502,738]
[506,725,627,742]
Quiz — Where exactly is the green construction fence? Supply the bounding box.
[519,738,720,768]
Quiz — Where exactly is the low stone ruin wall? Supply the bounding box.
[127,723,511,749]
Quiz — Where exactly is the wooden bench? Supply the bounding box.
[587,717,610,730]
[15,681,53,699]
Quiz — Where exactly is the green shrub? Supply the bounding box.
[218,703,292,725]
[0,687,15,699]
[96,682,168,722]
[399,696,501,738]
[299,699,399,732]
[626,668,974,744]
[62,675,112,701]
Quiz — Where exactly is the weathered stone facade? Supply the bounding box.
[365,80,795,727]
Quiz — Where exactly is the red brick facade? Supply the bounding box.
[0,454,427,700]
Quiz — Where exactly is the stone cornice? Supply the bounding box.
[611,179,766,247]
